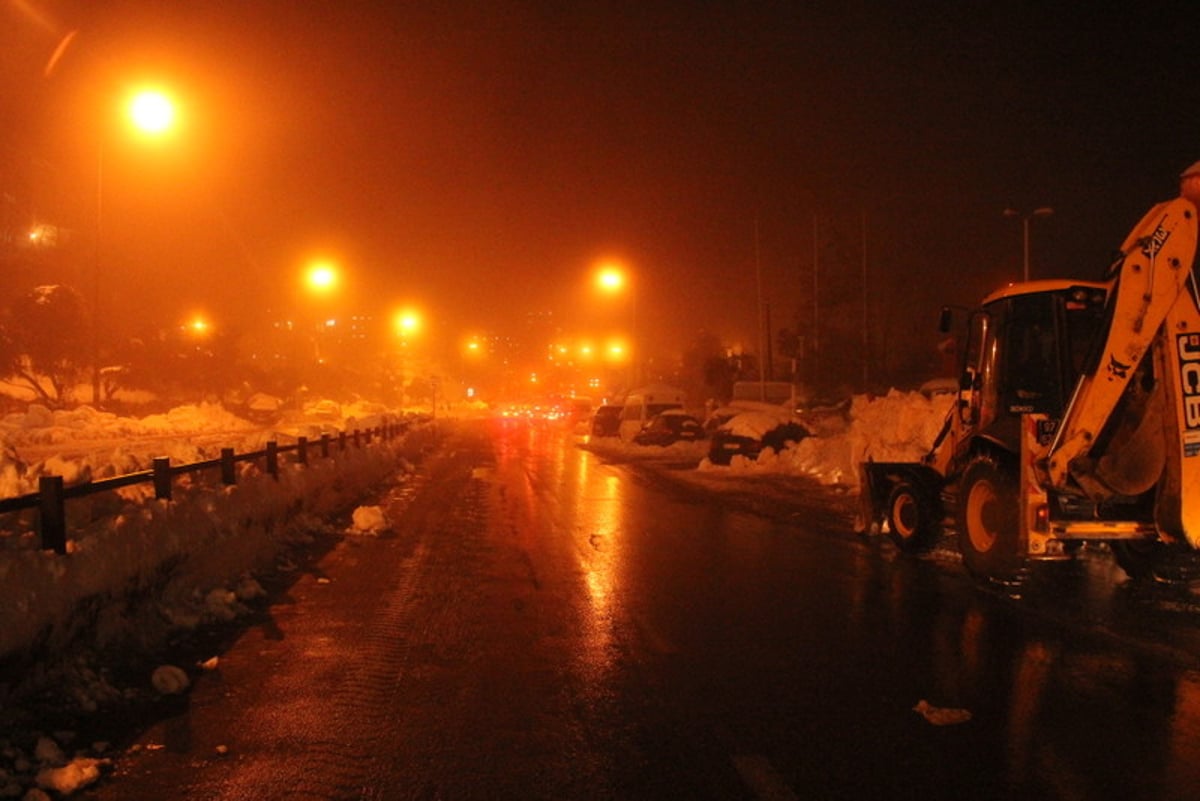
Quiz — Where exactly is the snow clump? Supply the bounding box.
[350,505,387,534]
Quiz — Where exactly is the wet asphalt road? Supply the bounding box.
[82,419,1200,800]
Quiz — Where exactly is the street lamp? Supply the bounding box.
[305,261,340,294]
[92,87,179,405]
[1003,207,1054,283]
[301,260,342,365]
[594,260,638,385]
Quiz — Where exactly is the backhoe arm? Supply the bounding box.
[1045,197,1199,495]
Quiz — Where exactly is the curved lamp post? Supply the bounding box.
[1003,207,1054,283]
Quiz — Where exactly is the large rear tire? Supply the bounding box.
[957,458,1023,579]
[1112,540,1198,583]
[886,482,941,553]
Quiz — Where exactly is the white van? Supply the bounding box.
[618,384,686,440]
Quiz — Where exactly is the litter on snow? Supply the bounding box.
[912,699,973,726]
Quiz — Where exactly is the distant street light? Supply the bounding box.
[1003,207,1054,283]
[92,86,180,405]
[185,314,211,338]
[305,261,340,294]
[393,308,422,339]
[594,260,638,385]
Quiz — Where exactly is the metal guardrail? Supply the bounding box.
[0,422,406,555]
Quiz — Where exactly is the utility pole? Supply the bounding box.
[861,209,869,390]
[812,215,820,388]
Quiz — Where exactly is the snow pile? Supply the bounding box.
[2,402,256,448]
[0,399,402,500]
[36,756,107,795]
[582,435,710,464]
[688,389,952,486]
[278,398,397,439]
[0,402,264,499]
[775,389,953,485]
[350,504,388,534]
[0,734,113,798]
[0,400,431,666]
[0,440,414,664]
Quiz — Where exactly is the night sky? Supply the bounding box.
[3,1,1200,377]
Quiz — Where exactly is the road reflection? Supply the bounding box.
[570,444,624,688]
[491,421,1200,797]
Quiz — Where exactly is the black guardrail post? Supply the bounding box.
[338,431,347,451]
[152,457,172,500]
[38,475,66,555]
[221,448,236,485]
[353,429,361,448]
[320,433,330,458]
[266,441,279,478]
[297,436,308,465]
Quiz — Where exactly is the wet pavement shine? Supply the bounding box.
[81,419,1200,800]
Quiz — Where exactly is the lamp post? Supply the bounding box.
[393,307,422,407]
[1003,207,1054,283]
[595,261,637,386]
[92,87,178,405]
[302,260,341,365]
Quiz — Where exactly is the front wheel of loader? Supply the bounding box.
[886,482,941,553]
[957,458,1023,580]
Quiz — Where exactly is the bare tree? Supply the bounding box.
[0,284,88,407]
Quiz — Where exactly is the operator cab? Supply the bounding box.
[956,281,1108,453]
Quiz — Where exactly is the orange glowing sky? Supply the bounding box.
[3,2,1199,365]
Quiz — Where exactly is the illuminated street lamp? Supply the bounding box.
[301,260,342,365]
[393,308,422,339]
[594,260,638,384]
[92,86,180,405]
[305,261,340,294]
[1003,207,1054,283]
[184,314,211,338]
[128,89,177,135]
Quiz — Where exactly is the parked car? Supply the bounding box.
[590,404,624,437]
[632,410,705,446]
[708,410,810,465]
[618,383,686,440]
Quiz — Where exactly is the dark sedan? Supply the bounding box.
[632,410,705,446]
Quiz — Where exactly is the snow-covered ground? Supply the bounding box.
[0,388,949,798]
[0,398,436,797]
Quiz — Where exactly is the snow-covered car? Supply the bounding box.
[703,400,795,435]
[632,410,705,446]
[707,409,809,465]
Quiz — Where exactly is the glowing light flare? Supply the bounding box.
[127,89,177,136]
[393,308,422,337]
[605,339,629,362]
[305,262,339,294]
[595,263,628,294]
[184,315,211,337]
